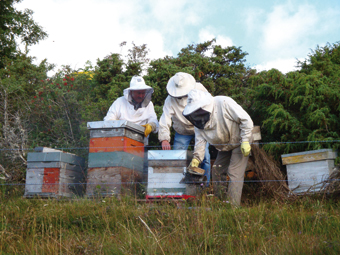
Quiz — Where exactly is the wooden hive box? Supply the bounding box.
[281,149,338,194]
[86,120,145,197]
[24,147,86,198]
[147,150,196,199]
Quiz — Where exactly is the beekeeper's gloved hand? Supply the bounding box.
[141,124,153,137]
[189,158,200,168]
[241,141,251,157]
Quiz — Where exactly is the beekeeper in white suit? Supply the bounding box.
[158,72,211,185]
[183,89,253,206]
[104,75,159,137]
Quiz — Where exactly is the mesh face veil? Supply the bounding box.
[183,108,211,129]
[128,89,153,110]
[182,89,214,129]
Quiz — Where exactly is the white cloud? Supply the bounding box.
[149,0,201,27]
[254,58,301,74]
[16,0,172,73]
[262,4,318,55]
[246,2,340,73]
[244,7,265,36]
[198,28,233,47]
[197,28,233,57]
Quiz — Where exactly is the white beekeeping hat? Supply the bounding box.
[129,76,153,90]
[182,89,214,116]
[166,72,196,97]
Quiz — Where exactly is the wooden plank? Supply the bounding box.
[86,167,121,196]
[86,166,142,197]
[27,162,85,173]
[148,150,187,160]
[152,166,185,174]
[148,160,187,167]
[282,149,337,165]
[287,160,335,194]
[87,167,142,184]
[90,129,144,143]
[147,188,186,197]
[137,199,189,202]
[88,151,143,171]
[148,176,185,189]
[27,152,85,167]
[24,168,44,194]
[40,167,83,197]
[42,168,60,194]
[58,177,85,197]
[252,126,262,141]
[59,169,86,182]
[148,168,186,190]
[87,120,145,135]
[34,147,63,153]
[89,137,144,157]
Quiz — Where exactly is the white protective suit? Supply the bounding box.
[104,79,159,133]
[183,89,254,206]
[182,92,253,161]
[158,82,208,142]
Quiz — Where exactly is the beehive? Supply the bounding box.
[86,120,145,197]
[147,150,195,199]
[282,149,338,194]
[24,147,86,198]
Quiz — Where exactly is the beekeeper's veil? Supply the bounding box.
[124,76,154,110]
[182,89,214,129]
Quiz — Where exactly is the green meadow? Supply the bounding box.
[1,187,340,255]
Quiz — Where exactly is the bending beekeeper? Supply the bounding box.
[183,89,253,207]
[158,72,211,184]
[104,75,159,138]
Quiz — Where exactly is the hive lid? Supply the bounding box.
[27,152,85,167]
[87,120,144,134]
[281,149,337,165]
[34,147,63,153]
[148,150,187,160]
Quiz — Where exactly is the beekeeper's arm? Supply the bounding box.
[192,129,207,163]
[142,102,159,137]
[103,100,120,121]
[158,96,174,150]
[224,98,253,156]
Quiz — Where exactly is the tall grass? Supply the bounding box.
[1,187,340,254]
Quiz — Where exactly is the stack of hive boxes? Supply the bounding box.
[86,120,145,197]
[24,147,86,198]
[146,150,195,199]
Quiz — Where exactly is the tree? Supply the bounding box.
[147,39,254,108]
[0,0,49,181]
[0,54,52,180]
[247,43,340,159]
[0,0,48,68]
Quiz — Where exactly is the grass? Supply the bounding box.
[1,187,340,254]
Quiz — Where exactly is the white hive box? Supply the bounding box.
[281,149,337,194]
[147,150,192,198]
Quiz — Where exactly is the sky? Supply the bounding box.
[16,0,340,75]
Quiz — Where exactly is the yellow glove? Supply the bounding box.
[241,141,251,157]
[141,124,152,137]
[189,158,200,168]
